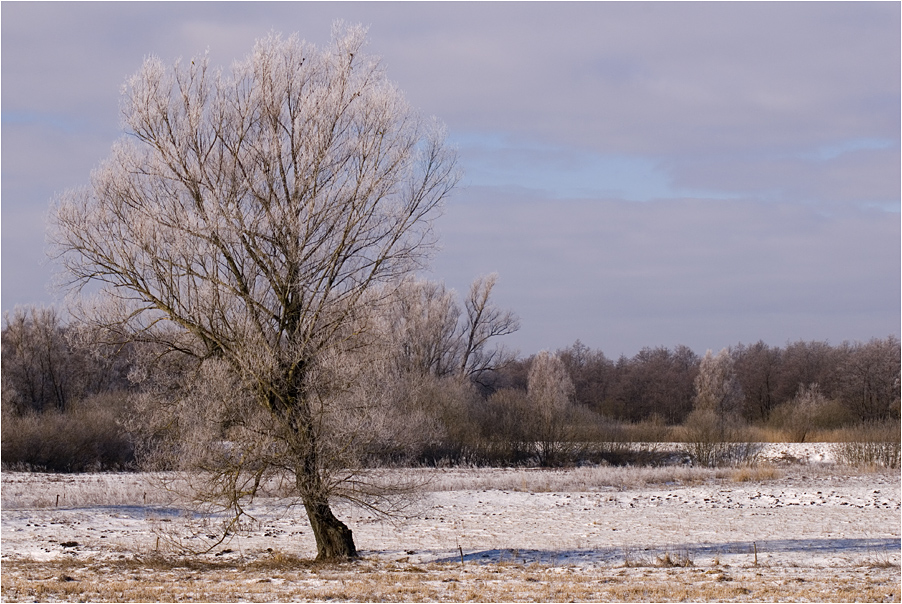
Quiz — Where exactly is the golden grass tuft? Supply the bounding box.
[656,550,694,568]
[730,464,781,482]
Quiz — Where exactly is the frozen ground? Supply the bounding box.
[1,444,899,601]
[1,443,898,568]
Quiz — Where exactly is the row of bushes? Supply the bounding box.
[4,402,897,471]
[4,347,901,472]
[1,394,134,472]
[394,420,902,469]
[3,361,900,472]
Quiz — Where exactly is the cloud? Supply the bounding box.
[1,119,119,310]
[432,188,899,356]
[375,2,900,156]
[667,145,901,208]
[1,2,898,355]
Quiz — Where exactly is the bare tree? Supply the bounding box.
[609,345,699,424]
[2,306,74,413]
[380,275,519,383]
[458,273,520,386]
[49,25,458,560]
[1,306,130,415]
[732,340,783,423]
[557,340,615,410]
[777,340,837,404]
[836,336,901,422]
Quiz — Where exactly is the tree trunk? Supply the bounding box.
[304,498,358,560]
[281,372,359,561]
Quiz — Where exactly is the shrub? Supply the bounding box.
[832,420,901,468]
[768,384,852,442]
[1,392,134,472]
[680,408,760,467]
[620,414,673,443]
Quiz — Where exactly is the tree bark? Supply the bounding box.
[303,498,358,561]
[283,383,359,561]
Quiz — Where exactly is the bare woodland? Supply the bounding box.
[1,26,900,565]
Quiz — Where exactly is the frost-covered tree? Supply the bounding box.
[684,348,747,466]
[780,383,830,443]
[379,278,463,379]
[361,276,518,461]
[693,348,742,417]
[49,25,458,560]
[527,350,575,465]
[1,306,131,414]
[377,274,519,384]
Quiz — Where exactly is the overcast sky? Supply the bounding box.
[2,2,899,357]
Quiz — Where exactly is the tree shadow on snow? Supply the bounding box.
[430,537,900,565]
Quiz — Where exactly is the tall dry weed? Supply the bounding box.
[831,421,901,468]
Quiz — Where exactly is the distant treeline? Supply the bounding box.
[2,305,899,471]
[494,337,901,426]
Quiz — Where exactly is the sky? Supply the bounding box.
[2,2,900,358]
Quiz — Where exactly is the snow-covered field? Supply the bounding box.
[2,443,899,602]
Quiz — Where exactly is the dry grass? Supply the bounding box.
[729,464,781,483]
[0,472,175,509]
[622,546,694,568]
[2,556,898,602]
[418,465,740,493]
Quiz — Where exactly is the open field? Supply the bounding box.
[2,444,900,602]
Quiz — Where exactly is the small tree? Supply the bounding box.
[527,351,576,465]
[50,25,458,560]
[774,383,830,442]
[684,348,748,466]
[366,276,519,464]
